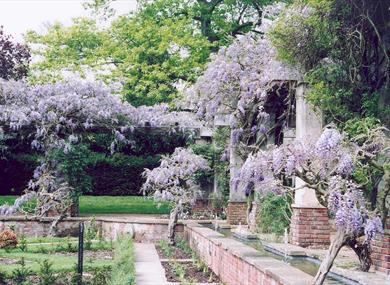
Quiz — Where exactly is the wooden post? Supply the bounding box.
[77,222,84,285]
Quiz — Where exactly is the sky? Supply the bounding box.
[0,0,137,41]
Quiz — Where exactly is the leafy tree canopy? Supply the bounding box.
[26,6,212,106]
[270,0,390,125]
[0,27,30,80]
[27,0,284,106]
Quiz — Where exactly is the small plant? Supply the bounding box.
[172,261,186,281]
[0,270,7,284]
[158,240,173,258]
[175,236,192,255]
[66,236,76,252]
[37,245,48,254]
[19,234,27,252]
[108,235,135,285]
[38,259,55,285]
[85,217,98,250]
[0,229,18,249]
[91,266,111,285]
[12,257,32,285]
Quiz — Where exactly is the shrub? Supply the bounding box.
[91,266,111,285]
[0,229,18,249]
[257,192,292,235]
[108,235,135,285]
[38,259,55,285]
[11,257,32,285]
[19,234,27,252]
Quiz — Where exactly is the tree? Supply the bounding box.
[142,147,210,244]
[87,0,283,43]
[270,0,390,125]
[26,12,211,106]
[0,79,198,234]
[235,127,389,284]
[0,27,30,80]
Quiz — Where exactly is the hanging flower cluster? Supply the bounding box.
[183,4,302,148]
[235,127,388,244]
[0,79,202,218]
[142,147,210,206]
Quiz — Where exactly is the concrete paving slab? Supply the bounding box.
[135,243,169,285]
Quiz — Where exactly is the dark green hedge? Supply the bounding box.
[87,154,160,196]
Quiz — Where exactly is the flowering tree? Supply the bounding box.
[183,4,301,165]
[0,79,200,234]
[142,147,210,244]
[235,127,389,284]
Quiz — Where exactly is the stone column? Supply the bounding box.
[290,82,330,248]
[227,136,247,225]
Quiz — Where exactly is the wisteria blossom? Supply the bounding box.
[0,79,203,232]
[183,6,302,149]
[142,147,210,244]
[235,126,389,282]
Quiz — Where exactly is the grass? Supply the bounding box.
[0,195,171,215]
[0,237,113,276]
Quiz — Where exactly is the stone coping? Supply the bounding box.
[291,203,326,209]
[186,223,314,285]
[264,242,389,285]
[0,215,214,226]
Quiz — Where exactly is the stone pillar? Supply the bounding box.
[227,122,247,225]
[372,218,390,274]
[290,82,330,247]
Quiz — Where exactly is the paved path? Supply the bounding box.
[135,243,169,285]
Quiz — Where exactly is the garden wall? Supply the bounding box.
[184,223,313,285]
[0,216,184,242]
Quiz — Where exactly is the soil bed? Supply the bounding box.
[54,249,113,260]
[155,245,192,259]
[161,261,220,283]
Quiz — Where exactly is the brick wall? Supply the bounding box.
[372,218,390,274]
[290,206,330,248]
[227,202,247,225]
[0,216,183,243]
[185,223,313,285]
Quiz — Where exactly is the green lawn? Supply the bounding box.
[0,237,113,275]
[0,195,171,215]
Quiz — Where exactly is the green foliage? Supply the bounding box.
[11,258,32,285]
[108,235,135,285]
[257,192,292,235]
[38,259,55,285]
[175,236,192,255]
[189,143,214,188]
[27,12,211,106]
[85,217,98,250]
[91,266,112,285]
[19,235,27,252]
[0,270,6,284]
[51,144,93,197]
[213,127,230,203]
[158,239,174,258]
[270,0,390,125]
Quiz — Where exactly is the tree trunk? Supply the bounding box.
[168,202,181,245]
[312,230,347,285]
[347,238,372,271]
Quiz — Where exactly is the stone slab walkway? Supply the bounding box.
[135,243,169,285]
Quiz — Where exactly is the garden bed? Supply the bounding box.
[0,235,135,285]
[156,238,220,284]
